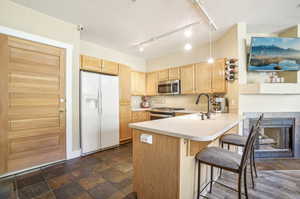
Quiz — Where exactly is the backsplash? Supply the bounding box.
[132,94,228,113]
[131,96,143,108]
[150,95,209,112]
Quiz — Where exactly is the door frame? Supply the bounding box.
[0,25,74,160]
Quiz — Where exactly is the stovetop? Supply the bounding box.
[151,107,185,113]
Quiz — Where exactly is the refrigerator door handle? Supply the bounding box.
[99,79,103,116]
[97,89,101,115]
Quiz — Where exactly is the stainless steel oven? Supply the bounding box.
[157,80,180,95]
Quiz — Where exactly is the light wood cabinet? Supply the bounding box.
[195,62,213,93]
[131,71,146,96]
[119,64,131,104]
[80,55,101,72]
[80,55,119,75]
[175,112,189,117]
[119,104,132,142]
[158,69,169,81]
[146,72,158,96]
[169,67,180,80]
[101,60,119,75]
[132,111,150,122]
[180,64,195,94]
[212,59,227,93]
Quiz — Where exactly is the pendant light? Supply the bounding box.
[184,29,192,38]
[184,43,192,51]
[207,23,214,64]
[139,45,144,52]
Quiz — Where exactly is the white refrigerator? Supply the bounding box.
[80,71,119,154]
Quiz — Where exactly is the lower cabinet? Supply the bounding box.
[132,111,150,122]
[120,109,150,143]
[119,104,132,142]
[175,112,190,117]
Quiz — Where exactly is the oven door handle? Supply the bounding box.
[150,114,172,118]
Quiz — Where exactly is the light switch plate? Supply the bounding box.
[140,134,153,144]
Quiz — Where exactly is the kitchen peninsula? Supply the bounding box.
[129,113,243,199]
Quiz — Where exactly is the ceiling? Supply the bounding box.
[12,0,300,60]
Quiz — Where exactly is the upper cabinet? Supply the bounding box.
[131,71,146,96]
[180,64,195,94]
[212,58,227,93]
[146,72,158,96]
[80,55,118,75]
[194,59,227,94]
[195,62,212,93]
[80,54,227,96]
[158,69,169,82]
[102,60,119,75]
[119,64,132,104]
[81,55,102,72]
[158,68,180,81]
[169,67,180,80]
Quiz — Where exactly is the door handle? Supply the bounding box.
[59,109,65,112]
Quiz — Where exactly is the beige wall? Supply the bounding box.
[0,0,146,152]
[146,25,241,113]
[214,25,240,112]
[146,44,210,71]
[80,40,146,72]
[0,0,81,151]
[279,26,299,38]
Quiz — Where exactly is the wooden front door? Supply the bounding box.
[0,35,66,174]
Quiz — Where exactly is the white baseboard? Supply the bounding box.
[67,150,81,160]
[0,159,64,179]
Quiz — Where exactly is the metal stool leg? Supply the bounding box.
[220,142,224,177]
[249,155,255,188]
[252,146,258,177]
[244,165,249,199]
[209,166,213,193]
[238,171,242,199]
[197,161,201,199]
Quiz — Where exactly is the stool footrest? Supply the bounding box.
[199,179,246,198]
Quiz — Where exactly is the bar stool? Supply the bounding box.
[195,115,263,199]
[220,114,264,188]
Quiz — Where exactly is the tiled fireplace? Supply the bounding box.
[243,112,300,158]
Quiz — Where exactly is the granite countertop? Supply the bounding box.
[129,113,243,141]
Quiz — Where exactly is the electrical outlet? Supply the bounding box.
[140,134,153,144]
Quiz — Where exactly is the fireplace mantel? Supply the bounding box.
[240,83,300,95]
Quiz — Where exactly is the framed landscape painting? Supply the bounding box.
[248,37,300,71]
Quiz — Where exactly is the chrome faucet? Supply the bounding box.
[195,93,211,119]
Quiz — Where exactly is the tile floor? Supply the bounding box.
[1,142,299,199]
[0,143,135,199]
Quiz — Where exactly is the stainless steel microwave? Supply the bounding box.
[157,80,180,95]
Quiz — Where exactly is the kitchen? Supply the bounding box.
[1,0,300,199]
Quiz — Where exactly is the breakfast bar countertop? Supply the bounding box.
[129,113,243,141]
